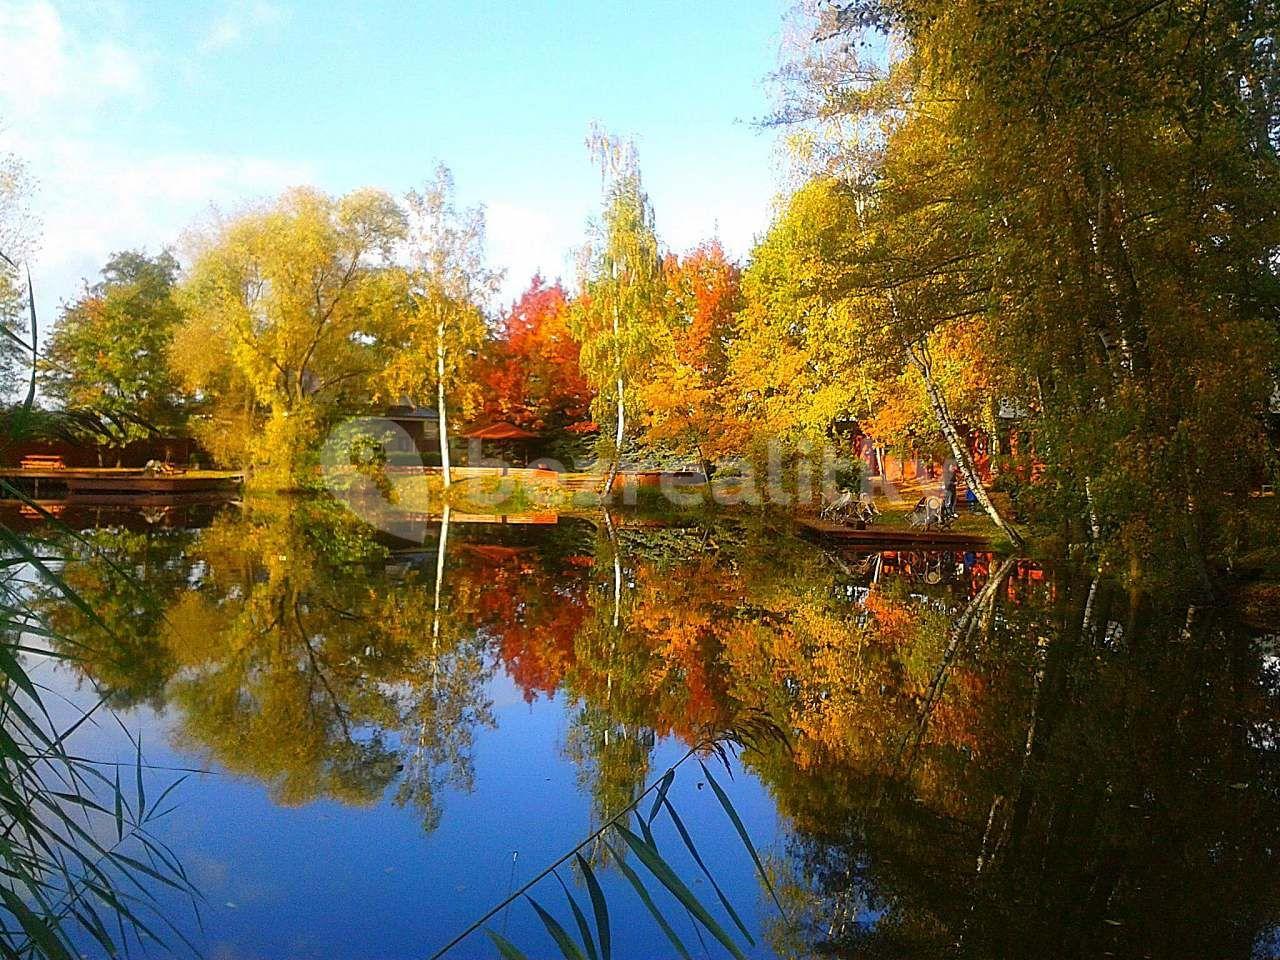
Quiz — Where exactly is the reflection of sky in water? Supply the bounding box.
[40,645,782,959]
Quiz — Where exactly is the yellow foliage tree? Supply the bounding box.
[173,187,407,486]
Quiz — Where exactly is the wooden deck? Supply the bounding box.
[796,517,991,548]
[0,468,243,499]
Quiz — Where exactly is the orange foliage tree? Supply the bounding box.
[634,241,745,472]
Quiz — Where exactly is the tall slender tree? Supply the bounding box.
[570,126,664,494]
[382,166,500,488]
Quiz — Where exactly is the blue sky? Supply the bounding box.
[0,0,794,320]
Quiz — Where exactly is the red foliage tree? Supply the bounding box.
[477,277,594,434]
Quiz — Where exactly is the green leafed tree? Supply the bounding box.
[42,250,190,448]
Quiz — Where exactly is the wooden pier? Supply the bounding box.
[0,468,243,501]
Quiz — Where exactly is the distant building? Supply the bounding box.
[462,421,541,465]
[383,405,441,464]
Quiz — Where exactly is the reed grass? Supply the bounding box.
[430,713,788,960]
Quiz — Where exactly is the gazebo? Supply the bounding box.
[462,421,541,466]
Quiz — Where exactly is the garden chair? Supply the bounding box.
[853,492,880,526]
[820,489,856,522]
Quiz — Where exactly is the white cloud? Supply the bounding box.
[25,136,309,317]
[201,0,288,53]
[485,201,581,307]
[0,0,307,323]
[0,0,146,117]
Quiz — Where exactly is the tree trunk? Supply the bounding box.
[1084,476,1102,543]
[602,297,624,497]
[602,377,625,496]
[436,320,451,489]
[601,293,627,496]
[698,445,714,499]
[909,341,1026,549]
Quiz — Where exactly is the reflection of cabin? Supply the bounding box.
[384,405,442,465]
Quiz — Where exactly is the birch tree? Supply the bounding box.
[382,166,500,488]
[570,127,663,495]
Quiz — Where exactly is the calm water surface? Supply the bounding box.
[16,496,1280,959]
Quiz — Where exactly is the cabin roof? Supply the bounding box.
[384,405,439,421]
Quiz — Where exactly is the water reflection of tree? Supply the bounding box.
[35,523,196,707]
[171,499,496,823]
[482,524,1280,957]
[753,574,1280,959]
[42,496,495,828]
[38,504,1280,955]
[562,517,654,827]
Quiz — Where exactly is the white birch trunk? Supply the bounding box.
[602,297,624,496]
[1085,476,1102,542]
[436,318,451,489]
[603,377,625,496]
[908,341,1025,549]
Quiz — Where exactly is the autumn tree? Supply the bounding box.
[477,275,593,439]
[173,188,407,484]
[728,179,879,452]
[856,119,1029,546]
[633,241,743,476]
[773,0,1280,575]
[570,127,664,494]
[380,166,500,488]
[42,250,190,446]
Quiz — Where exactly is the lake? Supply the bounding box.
[14,495,1280,959]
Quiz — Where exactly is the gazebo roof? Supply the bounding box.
[462,421,539,441]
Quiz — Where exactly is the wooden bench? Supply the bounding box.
[20,454,66,470]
